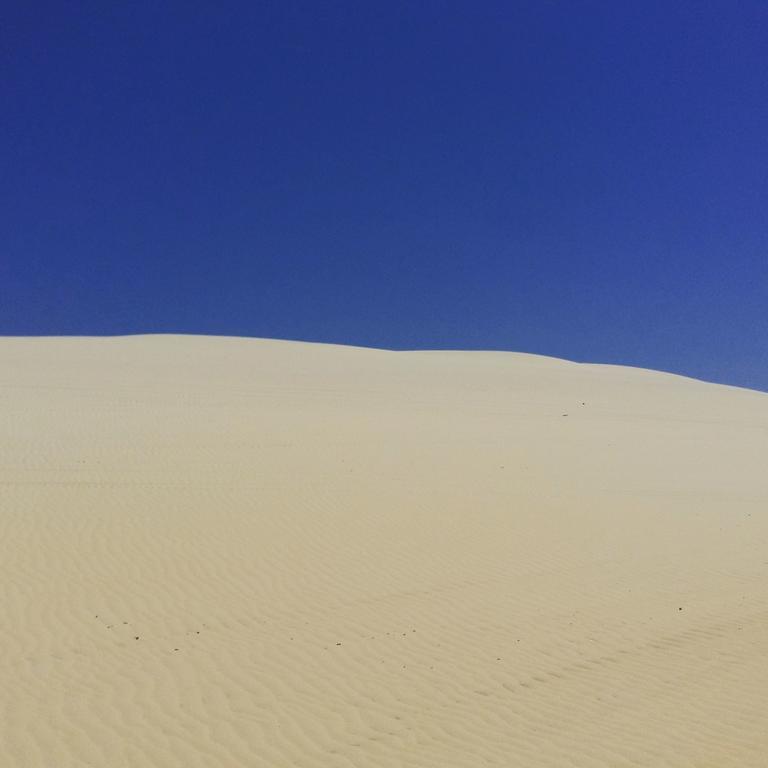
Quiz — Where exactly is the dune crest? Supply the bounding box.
[2,335,767,767]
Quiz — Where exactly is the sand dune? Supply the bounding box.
[2,335,767,767]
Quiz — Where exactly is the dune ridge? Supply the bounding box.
[2,335,767,767]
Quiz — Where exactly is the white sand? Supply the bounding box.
[2,335,767,767]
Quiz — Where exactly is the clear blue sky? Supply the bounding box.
[3,2,767,390]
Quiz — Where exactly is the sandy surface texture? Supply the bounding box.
[2,335,767,767]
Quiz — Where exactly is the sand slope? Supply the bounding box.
[1,335,767,767]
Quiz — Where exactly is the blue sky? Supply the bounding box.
[3,2,767,390]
